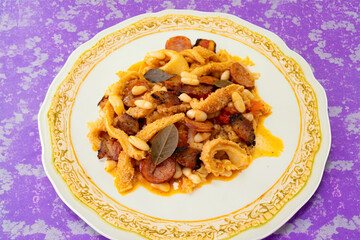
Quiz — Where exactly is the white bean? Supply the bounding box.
[150,183,170,192]
[135,100,153,109]
[188,174,202,184]
[232,92,245,113]
[181,77,199,86]
[132,86,147,95]
[194,132,211,143]
[173,163,183,179]
[179,93,192,103]
[128,136,149,151]
[220,70,230,81]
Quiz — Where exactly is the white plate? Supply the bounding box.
[38,10,331,240]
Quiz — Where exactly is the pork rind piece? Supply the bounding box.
[190,84,244,113]
[105,71,141,116]
[144,49,190,75]
[192,46,219,62]
[180,46,219,65]
[126,107,154,119]
[190,61,230,77]
[179,175,196,193]
[106,71,140,97]
[160,50,190,75]
[200,138,250,176]
[114,151,135,193]
[103,102,146,160]
[181,47,206,65]
[136,113,185,142]
[157,103,190,115]
[87,118,106,151]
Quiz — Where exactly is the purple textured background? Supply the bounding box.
[1,1,359,239]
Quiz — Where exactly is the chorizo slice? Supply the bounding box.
[114,113,139,136]
[230,113,255,146]
[165,36,192,52]
[151,91,181,106]
[97,132,123,160]
[184,117,214,132]
[173,147,200,169]
[230,62,255,88]
[194,39,216,52]
[180,84,214,99]
[140,155,176,184]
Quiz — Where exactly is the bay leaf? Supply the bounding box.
[215,80,233,88]
[144,69,175,83]
[151,124,178,168]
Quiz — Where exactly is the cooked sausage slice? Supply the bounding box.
[180,84,213,99]
[140,155,176,184]
[165,36,192,52]
[230,62,255,88]
[230,113,255,146]
[184,117,214,132]
[151,91,181,107]
[194,39,216,52]
[114,113,139,135]
[173,147,200,169]
[97,132,123,160]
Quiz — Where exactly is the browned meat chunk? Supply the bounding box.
[165,36,192,52]
[123,78,152,107]
[151,91,181,107]
[184,117,214,132]
[97,132,122,160]
[194,39,216,52]
[230,62,255,88]
[140,155,176,184]
[199,75,218,85]
[114,113,139,135]
[123,95,141,108]
[230,113,255,146]
[175,121,189,147]
[164,75,183,94]
[173,147,200,169]
[97,96,108,109]
[180,84,213,99]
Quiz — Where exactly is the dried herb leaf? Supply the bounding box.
[144,69,175,83]
[215,80,233,88]
[151,124,178,168]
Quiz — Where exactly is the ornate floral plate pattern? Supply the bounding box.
[39,10,331,240]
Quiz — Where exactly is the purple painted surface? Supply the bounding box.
[0,1,359,239]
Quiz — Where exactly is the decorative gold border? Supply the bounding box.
[48,14,321,239]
